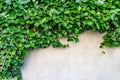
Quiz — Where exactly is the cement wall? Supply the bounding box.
[21,31,120,80]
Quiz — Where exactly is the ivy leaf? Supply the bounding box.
[112,42,119,47]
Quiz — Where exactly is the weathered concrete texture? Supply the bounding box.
[21,31,120,80]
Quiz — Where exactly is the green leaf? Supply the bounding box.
[112,42,119,47]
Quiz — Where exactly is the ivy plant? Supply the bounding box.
[0,0,120,80]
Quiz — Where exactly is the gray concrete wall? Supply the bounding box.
[21,31,120,80]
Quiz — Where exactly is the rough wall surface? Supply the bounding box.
[21,31,120,80]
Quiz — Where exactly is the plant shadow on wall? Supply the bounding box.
[0,0,120,80]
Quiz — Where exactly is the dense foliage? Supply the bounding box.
[0,0,120,80]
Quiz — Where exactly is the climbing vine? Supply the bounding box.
[0,0,120,80]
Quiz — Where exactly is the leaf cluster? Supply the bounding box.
[0,0,120,80]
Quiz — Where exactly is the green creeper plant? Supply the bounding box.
[0,0,120,80]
